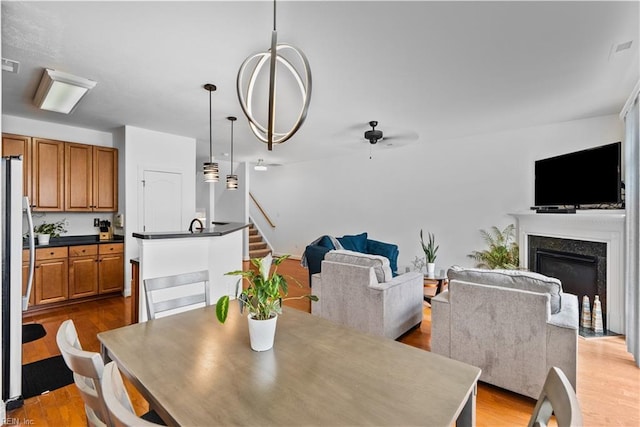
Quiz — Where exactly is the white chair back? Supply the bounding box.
[144,270,210,319]
[528,366,583,427]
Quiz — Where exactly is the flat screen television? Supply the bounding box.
[534,142,622,208]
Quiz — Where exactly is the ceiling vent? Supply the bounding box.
[1,58,20,74]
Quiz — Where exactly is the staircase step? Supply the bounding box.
[249,228,258,236]
[250,242,267,250]
[249,235,262,243]
[249,248,272,258]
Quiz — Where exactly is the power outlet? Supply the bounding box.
[93,218,100,227]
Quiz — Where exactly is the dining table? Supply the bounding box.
[98,304,481,426]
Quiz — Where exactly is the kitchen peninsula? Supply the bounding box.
[132,222,248,322]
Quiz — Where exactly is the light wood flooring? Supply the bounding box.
[6,259,639,426]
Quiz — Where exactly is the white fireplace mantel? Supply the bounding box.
[510,210,626,334]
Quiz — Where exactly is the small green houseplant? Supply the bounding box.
[467,224,520,269]
[34,219,67,245]
[215,254,318,351]
[420,230,439,276]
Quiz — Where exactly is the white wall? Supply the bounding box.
[249,114,624,272]
[122,125,196,295]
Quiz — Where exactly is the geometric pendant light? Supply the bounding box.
[203,83,219,182]
[237,0,312,151]
[226,116,238,190]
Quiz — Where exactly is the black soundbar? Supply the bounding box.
[533,207,577,214]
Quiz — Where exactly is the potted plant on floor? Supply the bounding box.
[215,254,318,351]
[468,224,520,269]
[33,219,67,245]
[420,229,439,277]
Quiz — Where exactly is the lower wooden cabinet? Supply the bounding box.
[26,242,124,310]
[69,245,99,299]
[34,247,69,305]
[98,243,124,294]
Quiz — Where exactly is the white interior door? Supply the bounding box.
[142,170,183,232]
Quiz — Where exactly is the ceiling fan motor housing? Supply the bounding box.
[364,129,383,144]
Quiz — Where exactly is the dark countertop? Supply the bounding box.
[132,222,249,240]
[25,234,124,249]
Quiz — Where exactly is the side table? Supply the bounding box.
[423,274,448,303]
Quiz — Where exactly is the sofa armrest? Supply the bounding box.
[310,273,322,316]
[431,290,451,357]
[548,293,579,330]
[369,271,422,290]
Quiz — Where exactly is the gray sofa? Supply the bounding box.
[431,266,578,399]
[311,250,424,339]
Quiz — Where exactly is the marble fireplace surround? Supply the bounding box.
[510,211,626,334]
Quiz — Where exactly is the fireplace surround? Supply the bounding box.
[510,210,625,334]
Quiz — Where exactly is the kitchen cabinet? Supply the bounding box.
[34,246,68,305]
[98,243,124,294]
[68,245,99,299]
[2,133,31,200]
[32,138,65,211]
[65,143,118,212]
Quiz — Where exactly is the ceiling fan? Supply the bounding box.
[364,121,384,144]
[362,120,418,147]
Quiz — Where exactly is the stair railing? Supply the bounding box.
[250,192,276,229]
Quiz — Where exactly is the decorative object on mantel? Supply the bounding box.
[592,295,604,333]
[226,116,239,190]
[33,219,67,245]
[215,254,318,351]
[203,83,220,183]
[420,230,438,277]
[237,0,312,151]
[468,224,520,269]
[581,295,592,329]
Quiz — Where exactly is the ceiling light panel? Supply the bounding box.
[33,68,97,114]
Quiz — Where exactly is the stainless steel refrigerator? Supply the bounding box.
[1,156,35,412]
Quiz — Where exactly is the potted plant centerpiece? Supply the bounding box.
[215,254,318,351]
[420,229,439,277]
[34,219,67,245]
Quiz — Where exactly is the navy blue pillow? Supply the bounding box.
[317,235,336,249]
[337,232,368,253]
[366,239,399,276]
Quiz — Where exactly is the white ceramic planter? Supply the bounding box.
[247,314,278,351]
[427,262,436,277]
[37,233,50,245]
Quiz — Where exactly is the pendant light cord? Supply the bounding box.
[230,119,234,174]
[209,89,213,162]
[273,0,276,31]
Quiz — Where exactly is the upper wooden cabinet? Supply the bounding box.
[92,146,118,212]
[33,138,65,211]
[2,133,32,201]
[65,143,118,212]
[2,133,118,212]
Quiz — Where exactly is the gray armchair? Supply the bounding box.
[311,250,423,339]
[431,267,578,399]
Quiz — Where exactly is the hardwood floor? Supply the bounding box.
[6,259,639,426]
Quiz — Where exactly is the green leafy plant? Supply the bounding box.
[33,219,67,238]
[467,224,520,269]
[215,254,318,323]
[420,230,438,263]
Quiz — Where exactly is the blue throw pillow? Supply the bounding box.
[366,239,399,276]
[317,235,336,249]
[337,232,368,253]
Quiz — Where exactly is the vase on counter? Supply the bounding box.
[36,233,50,245]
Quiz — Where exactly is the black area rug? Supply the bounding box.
[22,323,47,344]
[22,355,74,399]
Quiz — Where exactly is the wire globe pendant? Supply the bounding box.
[237,1,311,151]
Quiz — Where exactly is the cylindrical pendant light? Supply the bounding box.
[226,116,238,190]
[203,84,219,182]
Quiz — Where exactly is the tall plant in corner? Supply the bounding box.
[420,230,438,276]
[468,224,520,269]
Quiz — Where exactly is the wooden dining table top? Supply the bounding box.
[98,304,481,426]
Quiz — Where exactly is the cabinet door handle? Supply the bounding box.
[50,252,54,255]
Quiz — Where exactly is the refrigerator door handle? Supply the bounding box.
[22,196,35,311]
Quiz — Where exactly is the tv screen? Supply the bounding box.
[534,142,621,207]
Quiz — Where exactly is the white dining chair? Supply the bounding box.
[102,361,165,427]
[528,366,583,427]
[143,270,210,319]
[56,319,109,427]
